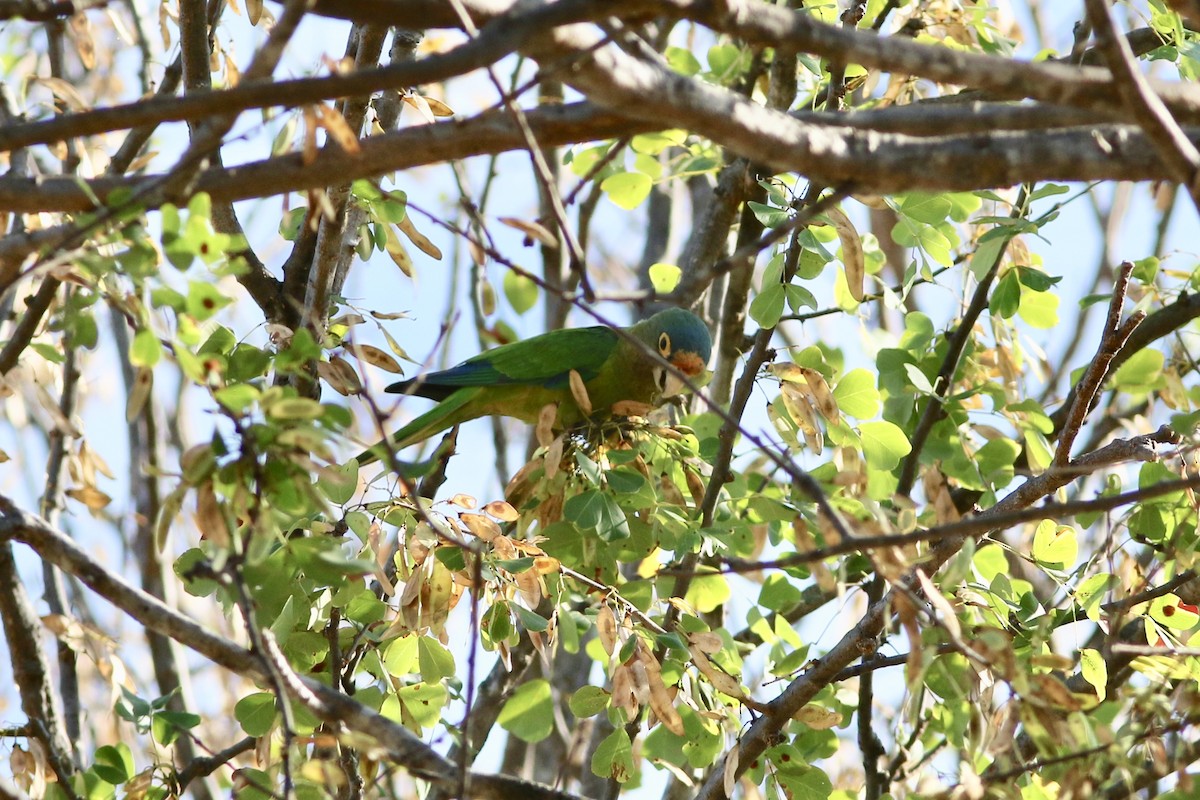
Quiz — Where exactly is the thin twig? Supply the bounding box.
[1083,0,1200,215]
[1054,261,1144,466]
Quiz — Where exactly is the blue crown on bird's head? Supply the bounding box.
[651,307,713,375]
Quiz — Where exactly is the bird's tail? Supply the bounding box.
[355,390,476,466]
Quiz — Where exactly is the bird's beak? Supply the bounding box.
[659,351,707,397]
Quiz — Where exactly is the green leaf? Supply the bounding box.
[858,421,911,470]
[1112,348,1164,389]
[185,281,232,321]
[503,270,538,315]
[497,679,554,742]
[395,682,447,729]
[1132,256,1159,283]
[748,201,790,228]
[1075,573,1115,623]
[1023,429,1053,472]
[235,692,276,737]
[130,329,162,367]
[758,573,803,612]
[749,284,787,328]
[1031,519,1077,569]
[835,369,883,419]
[152,710,201,746]
[417,636,455,682]
[383,634,419,676]
[512,603,550,633]
[1150,595,1200,629]
[899,193,953,224]
[266,397,324,420]
[563,490,630,542]
[707,43,741,77]
[648,262,682,294]
[664,46,701,76]
[214,384,259,415]
[601,172,653,210]
[569,685,611,718]
[92,744,133,785]
[1014,266,1061,291]
[1080,648,1106,700]
[990,270,1020,318]
[1017,288,1059,328]
[685,569,731,613]
[591,728,634,782]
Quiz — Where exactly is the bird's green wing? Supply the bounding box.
[390,325,619,396]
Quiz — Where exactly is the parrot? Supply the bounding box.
[356,307,712,466]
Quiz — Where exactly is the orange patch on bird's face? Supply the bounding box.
[672,352,707,377]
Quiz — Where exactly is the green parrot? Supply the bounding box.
[356,307,712,466]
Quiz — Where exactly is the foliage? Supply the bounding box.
[1,1,1200,800]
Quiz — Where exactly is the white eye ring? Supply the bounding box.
[658,332,671,356]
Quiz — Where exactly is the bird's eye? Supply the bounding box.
[658,332,671,356]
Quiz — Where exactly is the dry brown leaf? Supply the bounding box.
[515,569,542,608]
[247,0,263,24]
[484,500,519,522]
[317,356,362,396]
[799,367,839,421]
[421,95,455,116]
[532,556,560,575]
[126,366,153,422]
[459,513,501,542]
[125,150,159,173]
[923,465,960,523]
[223,51,240,87]
[683,466,705,507]
[314,104,361,154]
[916,569,963,641]
[723,745,739,798]
[659,474,686,506]
[66,486,112,512]
[79,441,114,481]
[688,644,747,702]
[194,482,229,547]
[825,206,864,302]
[378,327,414,364]
[536,404,557,449]
[348,342,403,374]
[793,706,843,729]
[596,605,618,656]
[498,217,558,247]
[383,224,414,277]
[568,369,592,416]
[302,106,319,165]
[448,493,475,509]
[688,631,722,654]
[611,663,638,716]
[402,92,436,124]
[397,215,443,260]
[35,383,78,436]
[158,0,171,50]
[638,644,684,735]
[505,457,541,509]
[468,237,487,266]
[1030,673,1083,711]
[37,77,88,112]
[611,399,653,417]
[767,362,805,384]
[68,13,95,70]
